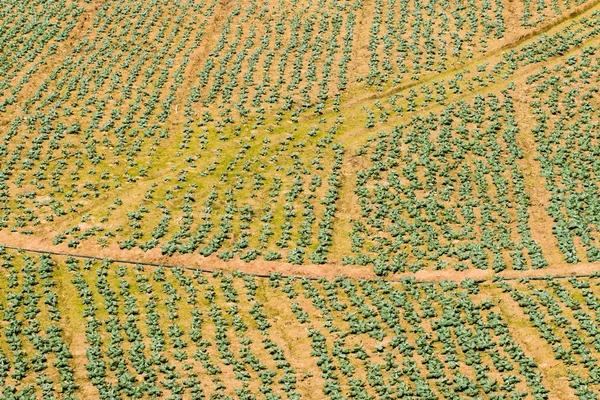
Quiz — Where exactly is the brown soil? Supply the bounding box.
[490,285,577,399]
[2,230,600,283]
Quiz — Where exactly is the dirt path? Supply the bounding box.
[511,92,567,265]
[1,230,599,283]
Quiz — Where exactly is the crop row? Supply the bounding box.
[0,249,560,399]
[499,275,600,399]
[348,91,547,274]
[526,45,600,263]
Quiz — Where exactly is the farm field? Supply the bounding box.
[2,0,600,397]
